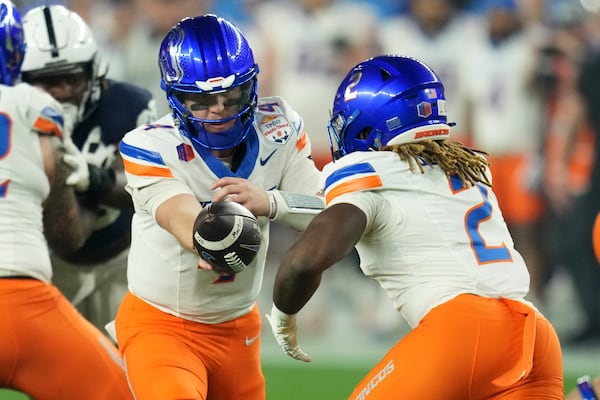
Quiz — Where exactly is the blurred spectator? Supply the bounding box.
[544,8,600,345]
[104,0,212,116]
[378,0,481,142]
[252,0,380,169]
[461,0,550,306]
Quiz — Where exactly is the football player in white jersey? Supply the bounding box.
[115,15,322,400]
[20,5,157,334]
[0,1,133,398]
[266,55,564,398]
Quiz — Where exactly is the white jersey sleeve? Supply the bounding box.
[0,83,65,282]
[119,98,321,324]
[322,151,531,327]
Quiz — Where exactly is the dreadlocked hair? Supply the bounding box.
[382,140,492,188]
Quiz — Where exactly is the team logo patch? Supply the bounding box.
[176,143,195,162]
[417,101,432,118]
[159,26,185,83]
[259,115,291,144]
[424,88,438,99]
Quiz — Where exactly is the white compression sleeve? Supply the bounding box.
[267,190,325,231]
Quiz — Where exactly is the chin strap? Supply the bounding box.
[266,190,325,231]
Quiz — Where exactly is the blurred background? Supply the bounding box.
[7,0,600,398]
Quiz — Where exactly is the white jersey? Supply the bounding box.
[322,151,530,328]
[120,96,321,324]
[0,83,65,282]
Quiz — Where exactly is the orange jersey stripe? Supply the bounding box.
[33,118,62,138]
[123,158,174,178]
[296,130,308,152]
[325,175,383,204]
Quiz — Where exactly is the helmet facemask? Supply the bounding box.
[168,78,257,150]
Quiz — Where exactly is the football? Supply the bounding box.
[193,201,262,274]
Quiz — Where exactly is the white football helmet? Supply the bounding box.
[20,5,108,123]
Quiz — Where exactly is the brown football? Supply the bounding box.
[193,201,262,274]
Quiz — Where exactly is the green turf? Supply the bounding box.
[0,368,582,399]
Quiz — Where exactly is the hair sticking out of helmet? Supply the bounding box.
[158,14,259,151]
[327,55,452,161]
[0,0,25,86]
[20,5,108,123]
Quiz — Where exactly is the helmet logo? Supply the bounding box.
[424,88,438,98]
[159,27,185,83]
[343,71,362,101]
[195,74,235,91]
[417,101,432,118]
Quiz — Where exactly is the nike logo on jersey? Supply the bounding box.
[260,150,277,166]
[245,335,259,346]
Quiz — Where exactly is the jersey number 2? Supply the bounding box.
[449,175,511,265]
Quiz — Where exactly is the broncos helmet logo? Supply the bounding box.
[159,26,185,84]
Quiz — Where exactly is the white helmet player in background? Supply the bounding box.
[21,5,108,126]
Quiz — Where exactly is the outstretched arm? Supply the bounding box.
[273,203,366,313]
[267,203,366,362]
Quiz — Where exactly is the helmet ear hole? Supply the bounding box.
[357,127,371,140]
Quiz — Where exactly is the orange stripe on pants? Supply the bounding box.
[115,292,265,400]
[348,294,563,400]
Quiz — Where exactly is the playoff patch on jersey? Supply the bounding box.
[258,115,292,144]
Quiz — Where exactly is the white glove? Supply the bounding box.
[63,139,90,192]
[265,304,311,363]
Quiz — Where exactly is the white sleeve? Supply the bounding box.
[128,178,194,220]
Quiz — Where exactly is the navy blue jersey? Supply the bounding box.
[70,79,156,263]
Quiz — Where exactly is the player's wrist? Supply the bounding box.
[266,190,278,219]
[266,190,324,230]
[270,303,295,326]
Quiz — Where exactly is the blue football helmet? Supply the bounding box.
[327,55,451,161]
[0,0,25,86]
[159,14,259,150]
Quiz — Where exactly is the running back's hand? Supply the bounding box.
[266,304,311,363]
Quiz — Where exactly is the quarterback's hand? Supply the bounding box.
[62,139,90,192]
[210,177,270,217]
[265,304,312,363]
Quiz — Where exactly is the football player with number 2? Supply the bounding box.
[266,55,564,399]
[0,1,132,398]
[115,14,323,400]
